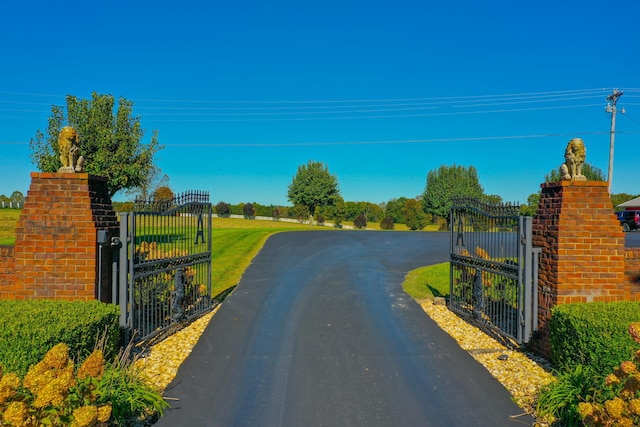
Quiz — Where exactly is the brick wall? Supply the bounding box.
[0,245,15,299]
[530,180,626,355]
[9,172,119,301]
[624,249,640,300]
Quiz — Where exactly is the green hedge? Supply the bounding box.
[550,301,640,377]
[0,299,121,377]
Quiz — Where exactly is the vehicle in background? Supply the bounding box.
[617,210,640,232]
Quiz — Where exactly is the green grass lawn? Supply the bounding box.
[0,209,20,245]
[402,262,450,301]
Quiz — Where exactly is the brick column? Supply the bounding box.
[531,180,626,355]
[12,173,119,301]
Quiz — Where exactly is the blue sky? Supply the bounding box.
[1,0,639,206]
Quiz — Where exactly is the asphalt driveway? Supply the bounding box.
[156,231,535,426]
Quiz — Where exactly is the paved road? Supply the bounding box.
[626,231,640,247]
[157,231,534,426]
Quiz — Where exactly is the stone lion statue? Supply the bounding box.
[561,137,586,181]
[57,126,84,173]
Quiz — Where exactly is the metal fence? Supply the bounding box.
[449,197,539,344]
[115,191,212,344]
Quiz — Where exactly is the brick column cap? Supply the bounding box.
[29,172,107,182]
[541,180,609,190]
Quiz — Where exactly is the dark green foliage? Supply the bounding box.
[0,300,121,377]
[243,202,256,219]
[384,197,410,224]
[112,201,135,212]
[216,201,231,217]
[29,92,161,198]
[287,160,341,215]
[345,201,384,222]
[422,164,484,224]
[380,216,395,230]
[354,213,367,229]
[537,364,597,426]
[404,199,428,230]
[550,301,640,377]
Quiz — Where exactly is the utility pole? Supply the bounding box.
[606,89,623,194]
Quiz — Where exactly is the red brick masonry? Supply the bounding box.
[0,173,119,301]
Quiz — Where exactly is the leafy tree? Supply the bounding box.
[520,193,541,216]
[404,199,428,230]
[422,164,484,224]
[380,216,395,230]
[152,186,174,202]
[324,195,346,228]
[292,204,310,222]
[345,201,384,222]
[216,201,231,217]
[354,213,367,229]
[287,160,341,215]
[385,197,410,224]
[545,162,605,182]
[10,191,24,205]
[126,165,170,201]
[243,202,256,219]
[29,92,161,198]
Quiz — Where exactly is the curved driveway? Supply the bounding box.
[157,231,535,426]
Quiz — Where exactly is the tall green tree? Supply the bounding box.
[385,197,410,224]
[287,160,341,215]
[29,92,161,198]
[422,164,484,223]
[404,198,428,230]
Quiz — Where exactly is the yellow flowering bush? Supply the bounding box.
[577,323,640,426]
[0,343,111,427]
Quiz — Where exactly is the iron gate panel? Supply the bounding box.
[116,191,212,344]
[449,197,538,344]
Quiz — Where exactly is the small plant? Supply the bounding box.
[577,323,640,426]
[215,201,231,218]
[536,363,597,426]
[380,216,394,230]
[243,203,255,219]
[354,214,367,229]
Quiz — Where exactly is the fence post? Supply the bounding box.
[118,213,130,329]
[521,216,534,343]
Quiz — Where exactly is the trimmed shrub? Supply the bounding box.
[550,301,640,377]
[215,201,231,217]
[243,203,255,219]
[0,300,120,377]
[380,216,395,230]
[354,214,367,229]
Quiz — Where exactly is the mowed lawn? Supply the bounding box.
[0,211,445,299]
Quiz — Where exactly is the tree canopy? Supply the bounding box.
[287,160,341,216]
[545,162,605,182]
[29,92,161,198]
[422,164,484,222]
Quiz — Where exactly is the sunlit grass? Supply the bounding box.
[0,209,20,245]
[402,262,450,301]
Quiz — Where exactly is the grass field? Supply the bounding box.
[0,211,444,299]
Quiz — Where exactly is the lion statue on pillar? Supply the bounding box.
[561,137,586,181]
[57,126,85,173]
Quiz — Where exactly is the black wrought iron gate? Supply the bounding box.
[449,198,539,344]
[114,191,212,344]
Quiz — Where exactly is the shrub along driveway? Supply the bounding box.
[157,231,535,426]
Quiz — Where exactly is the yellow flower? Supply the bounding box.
[2,401,34,427]
[605,397,626,419]
[606,373,621,385]
[628,399,640,416]
[77,350,105,380]
[620,360,638,375]
[71,405,98,427]
[0,372,20,404]
[629,322,640,343]
[618,416,634,427]
[32,364,76,408]
[578,402,595,418]
[41,343,71,370]
[97,404,112,423]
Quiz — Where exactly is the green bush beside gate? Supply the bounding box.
[0,299,120,377]
[550,301,640,376]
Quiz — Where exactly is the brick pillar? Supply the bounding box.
[531,180,626,355]
[12,173,119,301]
[0,245,15,299]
